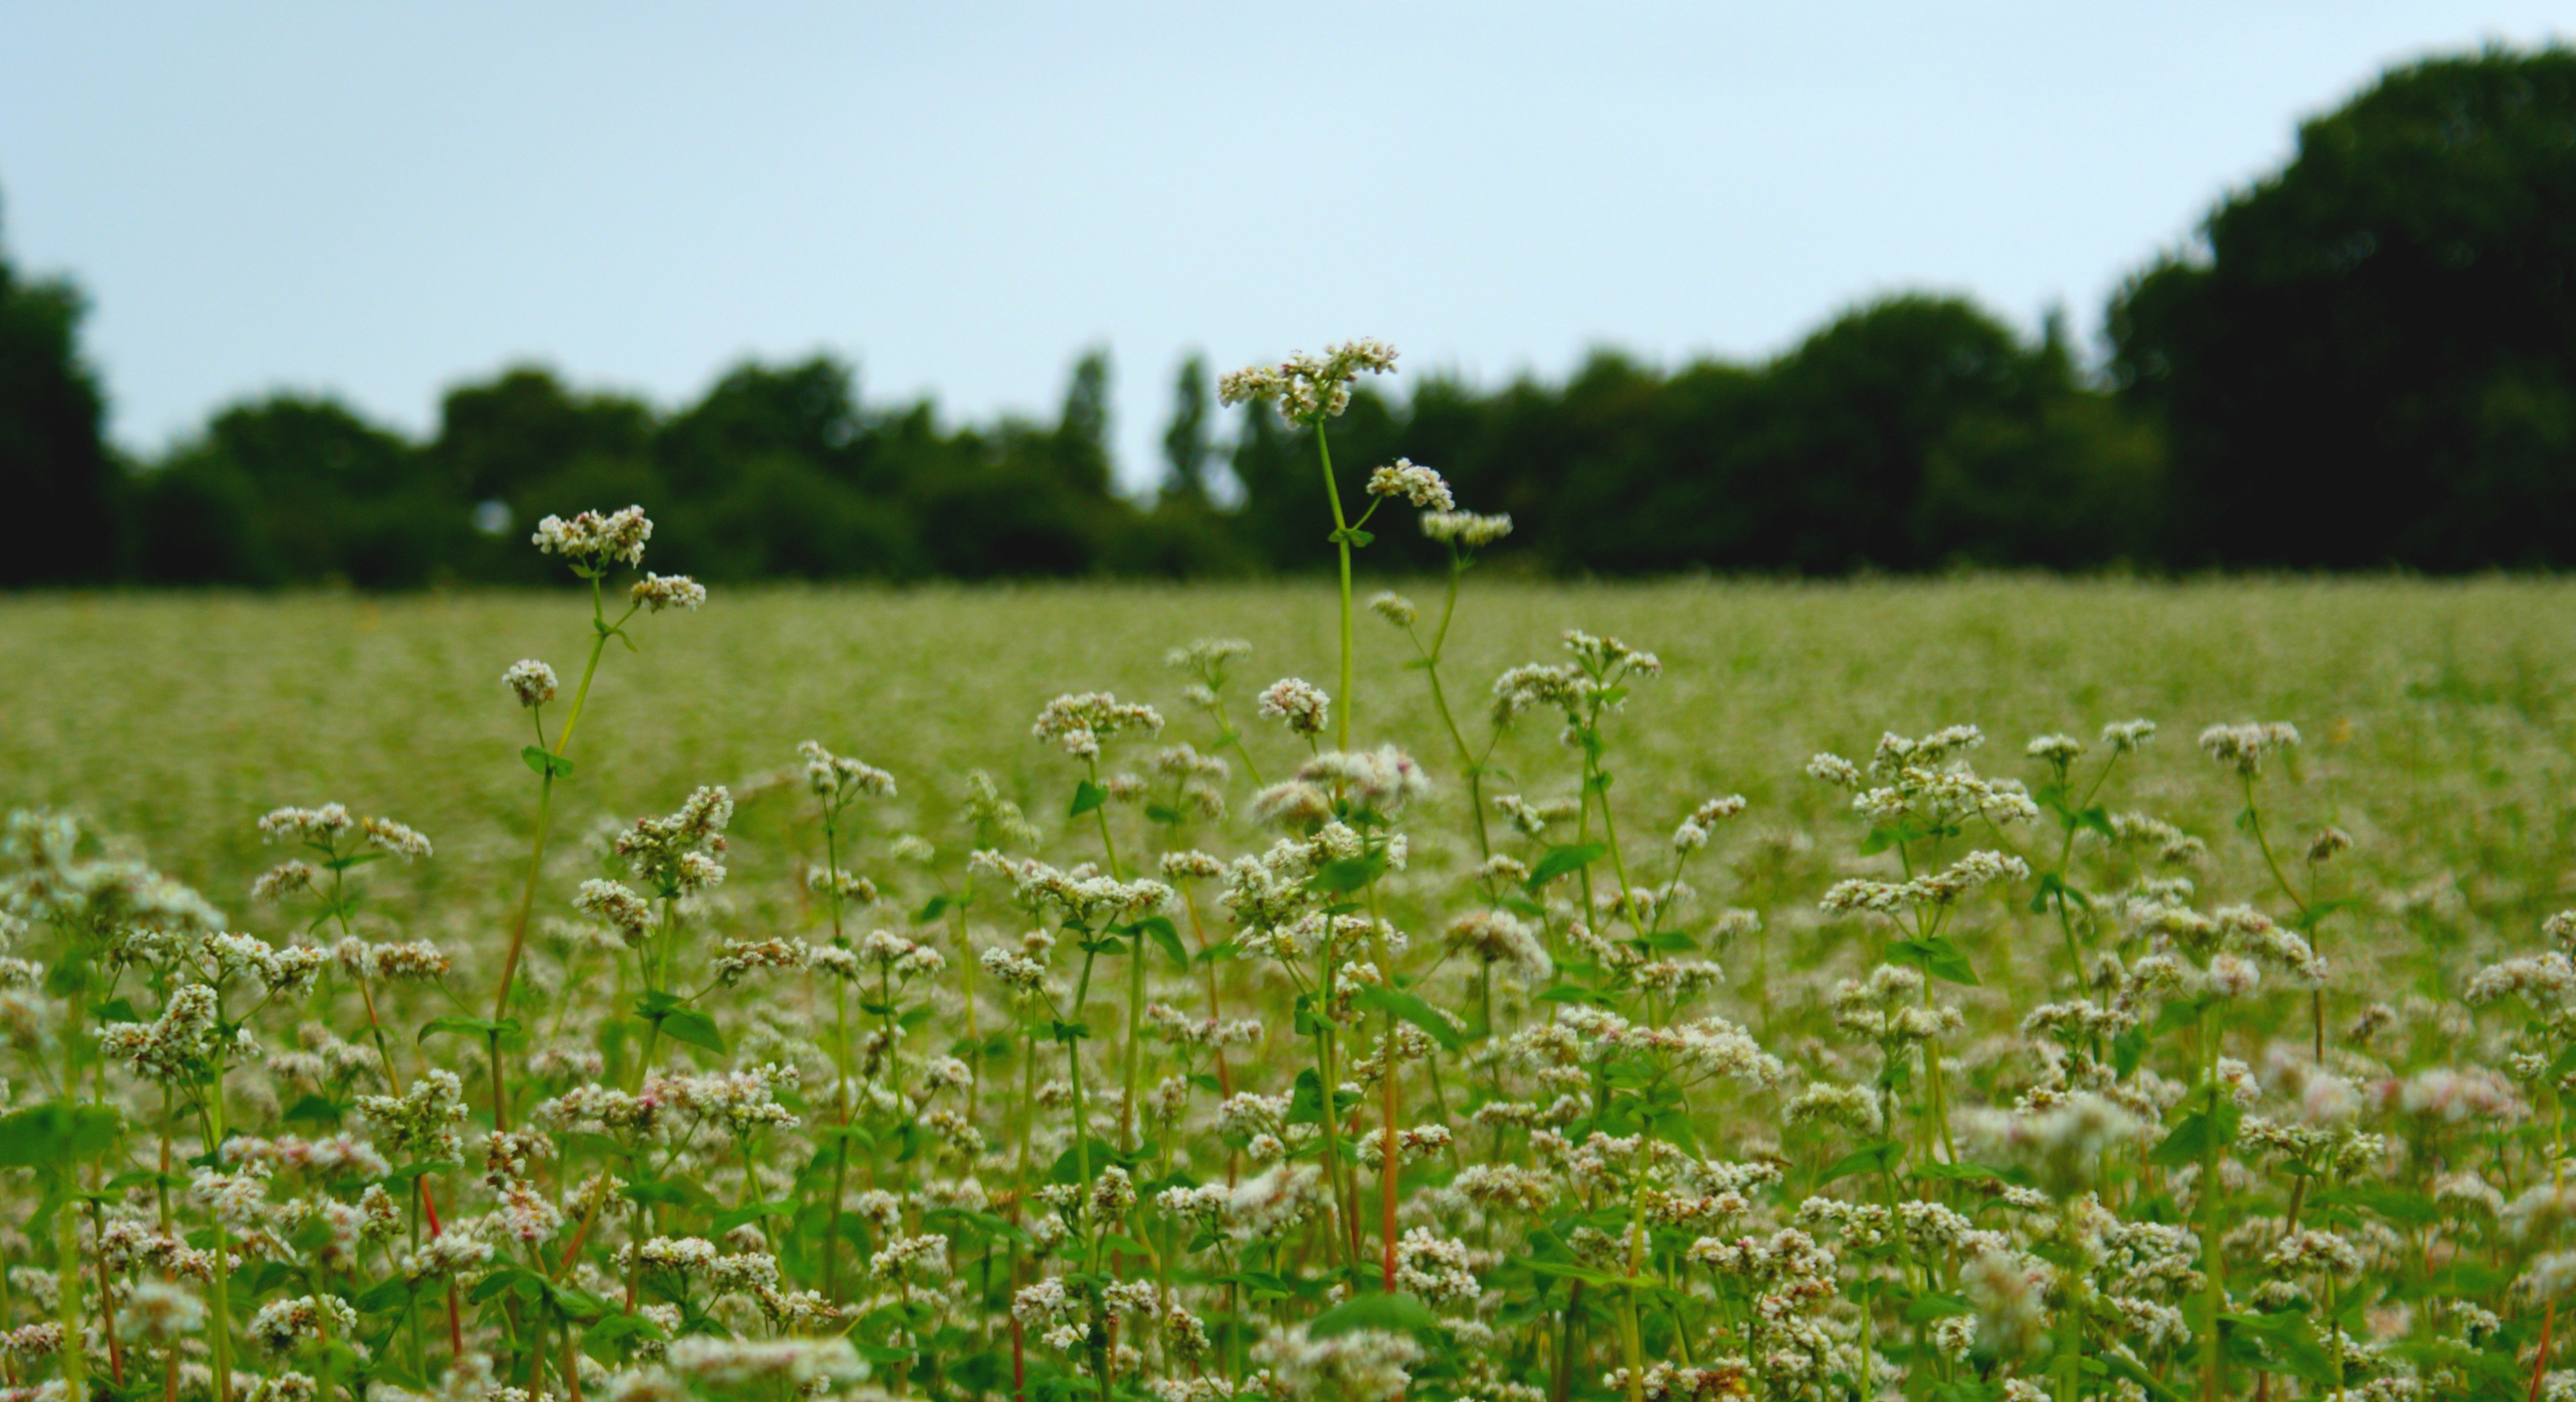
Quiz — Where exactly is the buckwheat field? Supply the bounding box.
[8,348,2576,1402]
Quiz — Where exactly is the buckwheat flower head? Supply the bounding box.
[1784,1082,1884,1136]
[1420,510,1514,547]
[1367,591,1416,627]
[1806,753,1863,788]
[334,938,449,982]
[250,862,317,904]
[613,787,732,897]
[360,816,432,860]
[2307,826,2353,864]
[1446,910,1551,981]
[630,572,706,613]
[247,1293,356,1353]
[1366,458,1454,511]
[2026,733,2086,763]
[98,982,232,1083]
[116,1279,206,1347]
[1394,1228,1480,1304]
[258,805,352,845]
[1218,339,1399,422]
[1673,796,1747,852]
[663,1337,863,1393]
[530,504,652,571]
[1299,746,1431,814]
[1252,1324,1423,1400]
[1165,636,1253,686]
[501,659,558,708]
[1258,678,1331,738]
[2101,718,2158,751]
[1490,663,1587,722]
[1563,629,1660,679]
[1032,692,1164,758]
[2199,721,2300,777]
[574,878,652,945]
[795,740,895,802]
[356,1068,468,1162]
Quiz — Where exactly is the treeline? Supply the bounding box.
[5,45,2575,585]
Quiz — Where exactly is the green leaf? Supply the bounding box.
[280,1094,344,1127]
[653,1007,726,1054]
[1046,1137,1127,1184]
[1068,780,1107,817]
[520,745,574,779]
[0,1102,122,1169]
[712,1200,794,1235]
[1351,984,1464,1052]
[1307,1291,1441,1338]
[1128,915,1190,970]
[1526,843,1608,890]
[1309,854,1387,896]
[380,1159,460,1188]
[1889,935,1979,987]
[1905,1292,1975,1323]
[418,1014,516,1045]
[2149,1111,2216,1167]
[470,1267,546,1305]
[352,1276,417,1315]
[1820,1142,1904,1183]
[914,895,952,924]
[1144,802,1183,825]
[1911,1160,2005,1183]
[1522,1258,1622,1288]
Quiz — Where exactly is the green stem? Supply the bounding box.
[206,1083,235,1402]
[1420,560,1492,863]
[1315,424,1355,751]
[489,585,631,1131]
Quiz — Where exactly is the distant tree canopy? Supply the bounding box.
[0,211,116,586]
[2112,47,2576,568]
[5,45,2575,586]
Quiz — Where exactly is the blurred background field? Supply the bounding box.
[5,578,2569,993]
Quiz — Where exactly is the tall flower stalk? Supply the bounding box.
[487,507,703,1130]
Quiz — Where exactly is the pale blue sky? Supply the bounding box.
[1,3,2567,488]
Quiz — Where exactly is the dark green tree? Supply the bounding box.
[1053,347,1114,498]
[130,396,453,586]
[2111,46,2576,568]
[1161,352,1214,505]
[0,208,116,585]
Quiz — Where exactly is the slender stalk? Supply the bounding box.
[1315,425,1355,751]
[489,583,635,1131]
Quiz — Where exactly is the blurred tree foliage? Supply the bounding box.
[2112,46,2576,568]
[5,46,2574,585]
[0,203,116,586]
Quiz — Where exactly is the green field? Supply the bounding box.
[6,579,2569,940]
[6,576,2576,1401]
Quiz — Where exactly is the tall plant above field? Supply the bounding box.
[1,349,2573,1402]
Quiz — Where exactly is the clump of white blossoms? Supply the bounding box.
[1257,677,1330,738]
[1366,457,1454,511]
[529,503,653,572]
[1217,338,1398,423]
[1032,691,1165,758]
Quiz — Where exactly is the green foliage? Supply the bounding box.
[2112,47,2576,568]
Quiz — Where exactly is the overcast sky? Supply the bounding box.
[2,3,2568,489]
